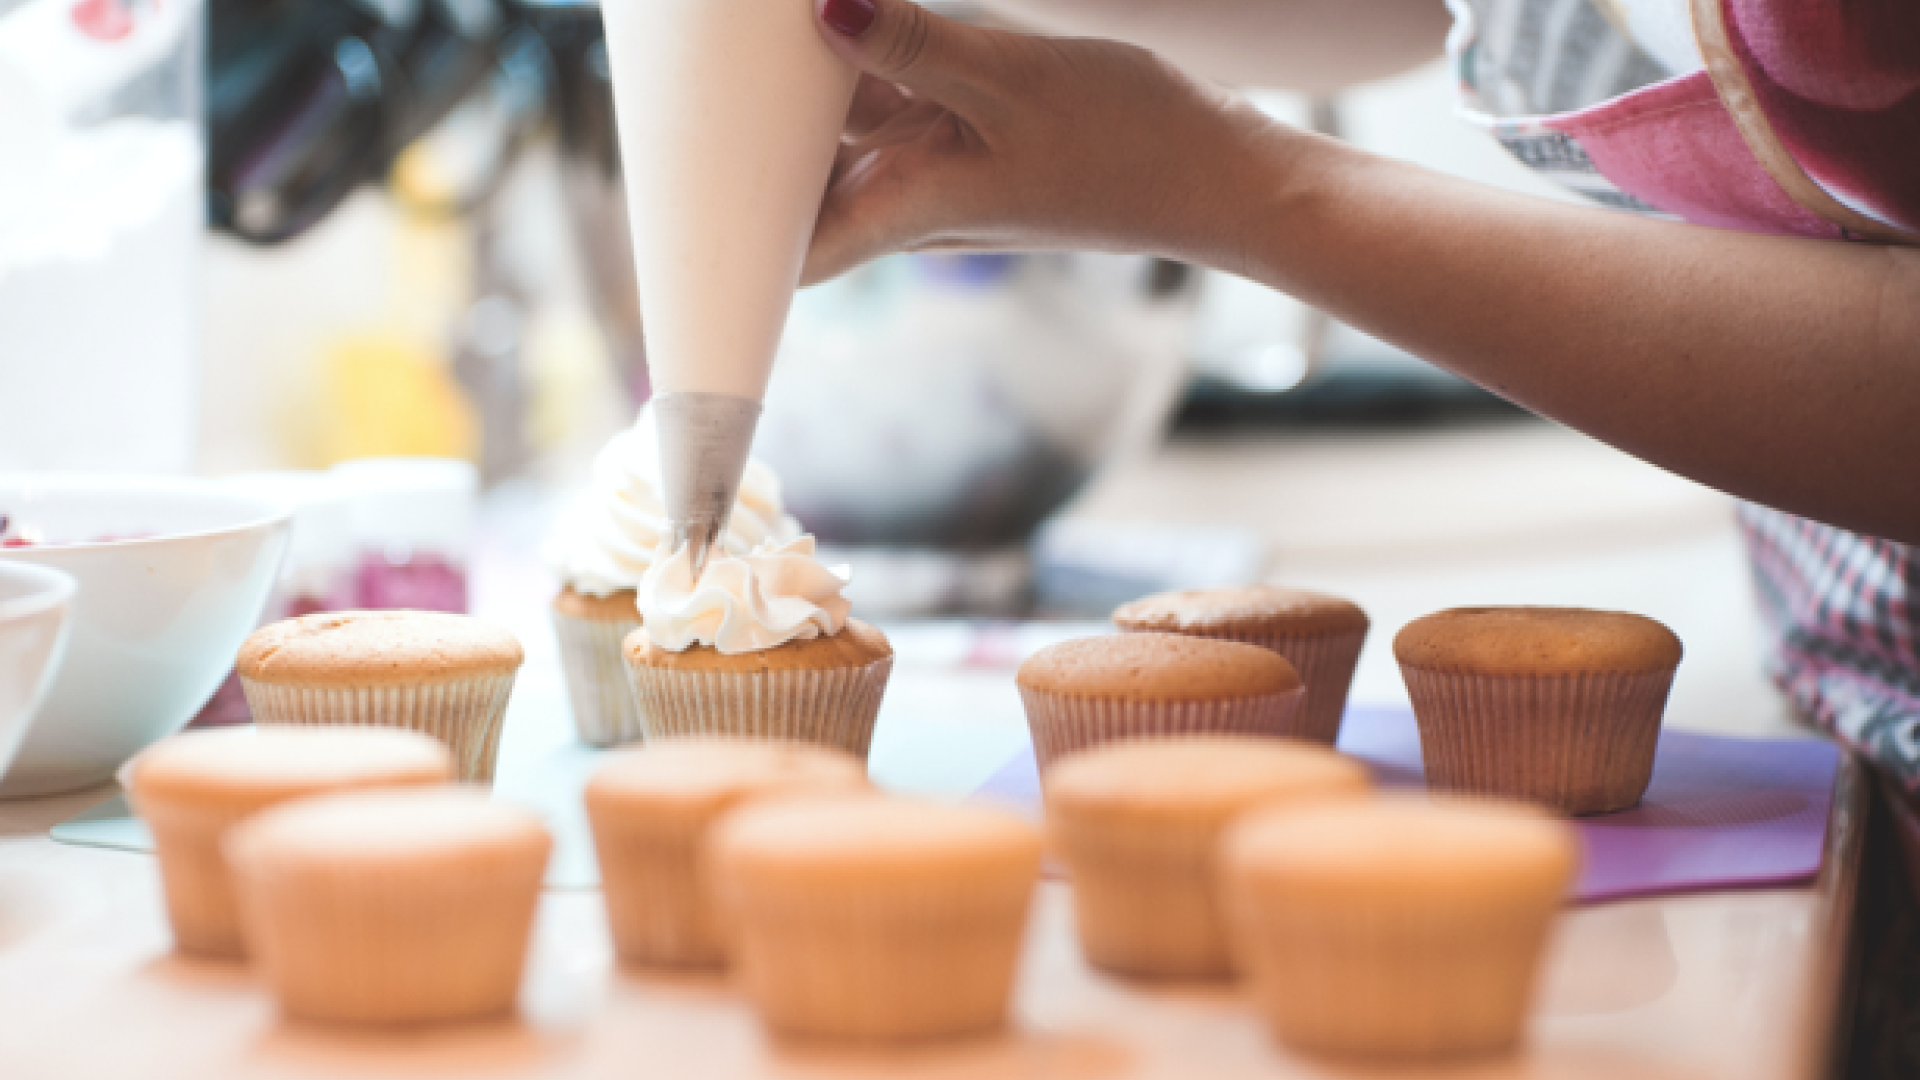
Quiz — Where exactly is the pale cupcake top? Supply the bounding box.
[711,796,1042,890]
[1045,736,1370,828]
[1017,633,1302,702]
[1114,585,1369,638]
[586,740,868,822]
[1394,607,1682,675]
[625,617,891,674]
[228,787,550,867]
[544,405,802,599]
[1224,798,1579,901]
[634,535,855,655]
[127,727,452,812]
[236,611,523,688]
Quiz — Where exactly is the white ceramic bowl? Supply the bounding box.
[0,562,76,787]
[0,476,290,797]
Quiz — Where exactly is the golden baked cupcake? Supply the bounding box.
[710,795,1043,1043]
[1395,607,1682,814]
[1015,633,1305,772]
[544,409,805,748]
[124,727,453,959]
[1045,736,1371,980]
[1114,585,1369,745]
[237,611,524,782]
[623,537,892,759]
[1220,798,1578,1059]
[584,739,869,969]
[550,588,643,748]
[226,787,551,1026]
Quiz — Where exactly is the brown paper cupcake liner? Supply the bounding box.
[138,804,254,959]
[552,609,644,748]
[587,824,724,970]
[1196,629,1367,745]
[625,657,893,760]
[1223,889,1558,1058]
[1400,666,1674,815]
[231,846,547,1025]
[1018,687,1307,773]
[717,878,1035,1042]
[1055,830,1232,979]
[240,674,517,783]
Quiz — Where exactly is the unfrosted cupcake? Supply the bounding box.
[227,787,551,1026]
[622,537,892,759]
[1114,585,1369,745]
[236,611,523,782]
[1045,736,1371,980]
[1015,633,1304,772]
[1220,798,1578,1059]
[124,727,453,959]
[584,740,869,969]
[710,795,1042,1043]
[1395,607,1682,815]
[544,408,802,747]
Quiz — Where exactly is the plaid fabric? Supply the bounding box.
[1450,0,1920,783]
[1741,505,1920,787]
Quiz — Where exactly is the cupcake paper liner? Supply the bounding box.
[241,673,518,783]
[1019,687,1307,774]
[231,845,548,1025]
[1400,666,1674,815]
[139,804,254,959]
[1196,629,1367,745]
[717,878,1035,1042]
[552,609,645,748]
[587,821,725,970]
[1223,889,1559,1058]
[1053,822,1233,979]
[625,658,893,760]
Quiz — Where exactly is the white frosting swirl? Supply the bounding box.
[637,535,853,655]
[545,406,802,597]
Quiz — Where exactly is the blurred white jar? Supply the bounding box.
[0,0,203,473]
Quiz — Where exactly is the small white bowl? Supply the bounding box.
[0,476,291,797]
[0,562,76,786]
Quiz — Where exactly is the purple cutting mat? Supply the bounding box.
[970,705,1840,904]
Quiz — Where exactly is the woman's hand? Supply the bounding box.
[803,0,1286,284]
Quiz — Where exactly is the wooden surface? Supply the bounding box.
[0,679,1865,1079]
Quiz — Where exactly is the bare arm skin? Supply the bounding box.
[808,0,1920,544]
[972,0,1450,93]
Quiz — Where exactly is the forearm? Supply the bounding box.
[1210,132,1920,543]
[971,0,1447,92]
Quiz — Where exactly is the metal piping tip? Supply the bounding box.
[653,391,763,586]
[673,520,721,585]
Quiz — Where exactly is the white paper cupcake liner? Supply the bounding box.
[240,673,518,783]
[1399,666,1675,815]
[1019,687,1307,774]
[1206,629,1367,746]
[552,609,644,748]
[624,657,893,760]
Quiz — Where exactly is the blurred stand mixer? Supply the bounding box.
[204,0,1199,614]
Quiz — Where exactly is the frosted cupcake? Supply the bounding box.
[1114,585,1369,745]
[236,611,523,782]
[622,536,893,760]
[545,407,802,747]
[1015,633,1304,772]
[1220,798,1578,1058]
[1395,607,1682,815]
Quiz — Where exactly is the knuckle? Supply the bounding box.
[876,4,932,76]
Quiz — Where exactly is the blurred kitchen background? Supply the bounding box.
[0,0,1792,733]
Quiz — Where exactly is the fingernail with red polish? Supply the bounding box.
[822,0,876,38]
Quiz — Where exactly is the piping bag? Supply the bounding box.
[600,0,858,581]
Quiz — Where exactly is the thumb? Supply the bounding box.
[816,0,999,114]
